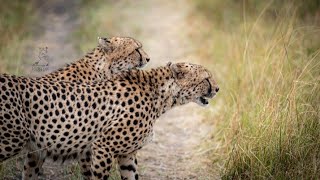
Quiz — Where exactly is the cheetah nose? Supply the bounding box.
[146,58,150,62]
[215,87,219,93]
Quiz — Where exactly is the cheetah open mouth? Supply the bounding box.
[196,96,210,106]
[196,92,216,107]
[195,78,216,106]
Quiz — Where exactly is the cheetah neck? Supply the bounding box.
[113,66,183,116]
[147,67,186,116]
[41,47,109,82]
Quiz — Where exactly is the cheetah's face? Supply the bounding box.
[110,47,150,73]
[169,62,219,106]
[98,37,150,73]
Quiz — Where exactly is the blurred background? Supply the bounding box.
[0,0,319,179]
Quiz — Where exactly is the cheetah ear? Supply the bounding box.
[168,62,185,79]
[98,37,111,48]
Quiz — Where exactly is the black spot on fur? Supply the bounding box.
[120,165,136,172]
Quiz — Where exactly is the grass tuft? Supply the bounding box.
[192,0,320,178]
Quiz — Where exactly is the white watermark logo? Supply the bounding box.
[32,47,49,72]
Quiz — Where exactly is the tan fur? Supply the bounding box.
[0,37,150,179]
[0,62,218,180]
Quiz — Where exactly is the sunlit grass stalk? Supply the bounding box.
[193,0,319,178]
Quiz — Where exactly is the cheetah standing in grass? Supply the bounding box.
[0,62,219,179]
[0,36,150,179]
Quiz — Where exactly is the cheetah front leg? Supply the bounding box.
[78,151,93,179]
[118,151,139,180]
[90,142,114,180]
[22,151,45,180]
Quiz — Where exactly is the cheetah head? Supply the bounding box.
[168,62,219,106]
[98,37,150,73]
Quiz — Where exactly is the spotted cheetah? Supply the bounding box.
[0,62,219,180]
[40,36,150,83]
[0,36,150,179]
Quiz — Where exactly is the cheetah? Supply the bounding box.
[0,36,150,178]
[0,62,219,179]
[40,36,150,83]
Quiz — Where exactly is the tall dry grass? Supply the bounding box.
[0,1,35,74]
[0,1,36,178]
[192,0,320,179]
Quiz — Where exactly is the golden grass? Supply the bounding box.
[0,1,35,74]
[192,0,320,178]
[0,1,36,178]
